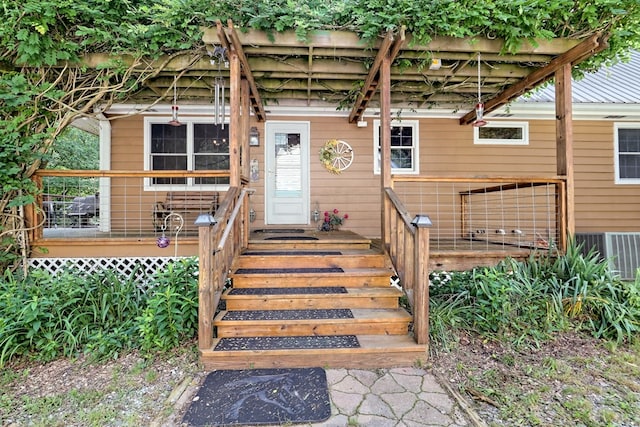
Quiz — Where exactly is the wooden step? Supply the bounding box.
[200,232,424,370]
[235,252,389,269]
[222,287,402,310]
[200,335,427,370]
[231,267,393,288]
[247,230,373,251]
[214,308,411,337]
[246,240,371,250]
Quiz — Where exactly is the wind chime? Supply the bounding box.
[210,46,228,128]
[168,75,181,127]
[473,52,488,127]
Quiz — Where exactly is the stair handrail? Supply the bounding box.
[384,187,430,345]
[197,185,251,351]
[216,187,252,252]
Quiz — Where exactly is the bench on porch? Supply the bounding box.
[153,191,219,231]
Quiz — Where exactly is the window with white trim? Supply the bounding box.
[474,121,529,145]
[144,117,230,190]
[614,123,640,184]
[373,120,419,174]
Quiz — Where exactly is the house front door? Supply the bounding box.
[265,121,310,224]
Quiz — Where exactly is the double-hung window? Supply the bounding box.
[144,117,230,190]
[615,123,640,184]
[373,120,419,174]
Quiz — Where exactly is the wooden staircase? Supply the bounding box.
[199,231,427,370]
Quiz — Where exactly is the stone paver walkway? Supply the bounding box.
[315,367,472,427]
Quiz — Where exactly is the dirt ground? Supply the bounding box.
[1,332,639,426]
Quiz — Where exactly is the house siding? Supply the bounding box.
[100,115,639,239]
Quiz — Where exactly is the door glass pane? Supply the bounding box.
[274,132,301,197]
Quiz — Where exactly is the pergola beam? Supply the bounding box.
[216,20,267,122]
[460,32,609,125]
[349,29,405,123]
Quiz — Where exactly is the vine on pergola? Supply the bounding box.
[1,0,640,271]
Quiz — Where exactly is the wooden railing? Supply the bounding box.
[30,169,231,240]
[384,187,429,345]
[197,186,252,350]
[384,176,568,345]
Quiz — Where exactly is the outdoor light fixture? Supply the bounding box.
[249,126,260,146]
[168,76,181,127]
[194,213,217,227]
[472,52,488,128]
[411,214,433,228]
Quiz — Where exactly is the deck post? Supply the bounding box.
[380,53,392,251]
[555,63,574,251]
[195,214,217,350]
[411,215,432,346]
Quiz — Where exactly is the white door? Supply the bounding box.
[265,121,309,224]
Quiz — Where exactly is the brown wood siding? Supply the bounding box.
[573,120,640,233]
[104,115,639,241]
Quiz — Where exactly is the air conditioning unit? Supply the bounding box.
[575,232,640,280]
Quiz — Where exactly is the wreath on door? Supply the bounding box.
[319,139,354,174]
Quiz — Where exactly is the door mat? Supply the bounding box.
[228,286,347,295]
[243,250,342,256]
[234,267,343,274]
[222,308,354,321]
[182,367,331,426]
[214,335,360,351]
[264,236,318,240]
[253,228,307,233]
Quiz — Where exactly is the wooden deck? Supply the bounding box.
[32,227,534,269]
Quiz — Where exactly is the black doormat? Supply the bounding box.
[222,308,354,321]
[228,286,347,295]
[214,335,360,351]
[234,267,343,274]
[243,250,342,256]
[264,236,318,240]
[253,228,306,233]
[182,368,331,426]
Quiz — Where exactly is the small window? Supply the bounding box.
[373,120,419,174]
[474,122,529,145]
[614,123,640,184]
[144,117,230,190]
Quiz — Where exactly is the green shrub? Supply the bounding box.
[0,257,199,367]
[428,239,640,350]
[137,258,199,352]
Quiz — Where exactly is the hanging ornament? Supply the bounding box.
[169,75,181,127]
[156,213,184,257]
[214,75,225,128]
[473,52,488,128]
[209,45,228,128]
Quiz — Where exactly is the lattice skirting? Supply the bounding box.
[28,256,196,284]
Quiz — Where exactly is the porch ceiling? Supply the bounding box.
[118,22,609,124]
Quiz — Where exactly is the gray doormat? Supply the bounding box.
[214,335,360,351]
[264,236,318,240]
[253,228,306,233]
[222,308,354,321]
[182,368,331,426]
[228,286,347,295]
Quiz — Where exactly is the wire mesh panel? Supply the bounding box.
[393,178,562,251]
[36,171,228,239]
